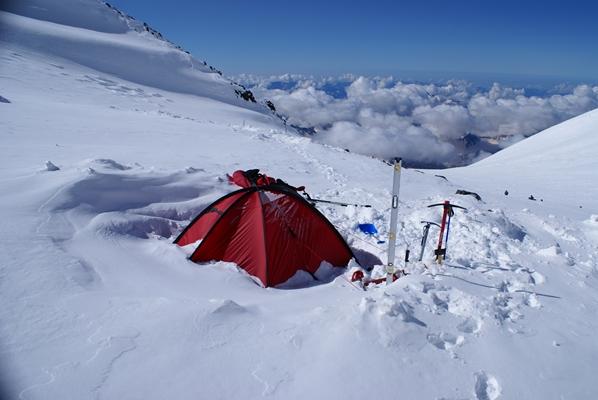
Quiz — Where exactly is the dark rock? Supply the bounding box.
[456,189,482,201]
[462,133,481,147]
[265,100,276,112]
[235,89,256,103]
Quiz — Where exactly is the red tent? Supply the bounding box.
[174,170,354,287]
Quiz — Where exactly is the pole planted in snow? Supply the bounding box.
[427,202,466,264]
[386,159,402,285]
[418,221,440,262]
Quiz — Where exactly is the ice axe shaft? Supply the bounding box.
[428,201,466,264]
[436,202,449,263]
[419,221,440,261]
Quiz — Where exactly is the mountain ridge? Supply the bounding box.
[0,0,271,112]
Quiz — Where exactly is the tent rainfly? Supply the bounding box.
[174,170,355,287]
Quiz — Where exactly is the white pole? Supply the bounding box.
[386,159,402,285]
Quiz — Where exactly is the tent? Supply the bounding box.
[174,170,355,287]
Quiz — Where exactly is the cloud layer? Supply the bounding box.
[239,74,598,167]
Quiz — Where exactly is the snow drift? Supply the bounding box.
[1,1,598,399]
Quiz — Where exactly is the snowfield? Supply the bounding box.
[1,1,598,399]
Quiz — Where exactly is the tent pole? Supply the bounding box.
[386,159,402,285]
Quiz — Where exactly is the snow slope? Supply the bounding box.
[0,0,264,109]
[1,1,598,399]
[445,109,598,214]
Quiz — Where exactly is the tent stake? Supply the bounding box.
[386,159,402,285]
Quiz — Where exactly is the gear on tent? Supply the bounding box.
[175,169,356,287]
[228,169,294,189]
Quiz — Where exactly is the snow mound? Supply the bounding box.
[209,299,248,316]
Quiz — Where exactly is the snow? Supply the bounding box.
[443,108,598,215]
[0,5,264,109]
[1,1,598,399]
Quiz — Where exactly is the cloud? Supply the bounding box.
[413,104,472,140]
[238,74,598,167]
[322,120,456,166]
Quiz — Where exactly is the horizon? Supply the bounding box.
[233,69,598,94]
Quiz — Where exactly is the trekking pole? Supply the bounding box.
[445,209,453,249]
[427,201,466,264]
[302,192,372,208]
[386,159,402,285]
[419,221,440,261]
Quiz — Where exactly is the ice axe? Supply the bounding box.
[418,220,440,261]
[427,201,467,264]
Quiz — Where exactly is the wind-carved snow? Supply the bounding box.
[1,1,598,399]
[45,161,60,171]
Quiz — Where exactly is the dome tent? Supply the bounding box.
[174,170,355,287]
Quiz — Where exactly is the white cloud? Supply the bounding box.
[240,75,598,167]
[413,104,472,140]
[322,120,456,165]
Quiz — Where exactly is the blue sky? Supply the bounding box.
[110,0,598,81]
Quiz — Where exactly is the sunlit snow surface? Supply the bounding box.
[1,1,598,399]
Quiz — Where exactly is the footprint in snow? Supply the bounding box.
[426,332,464,350]
[536,243,562,257]
[524,293,541,308]
[474,371,501,400]
[457,317,482,334]
[528,270,545,285]
[360,295,426,326]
